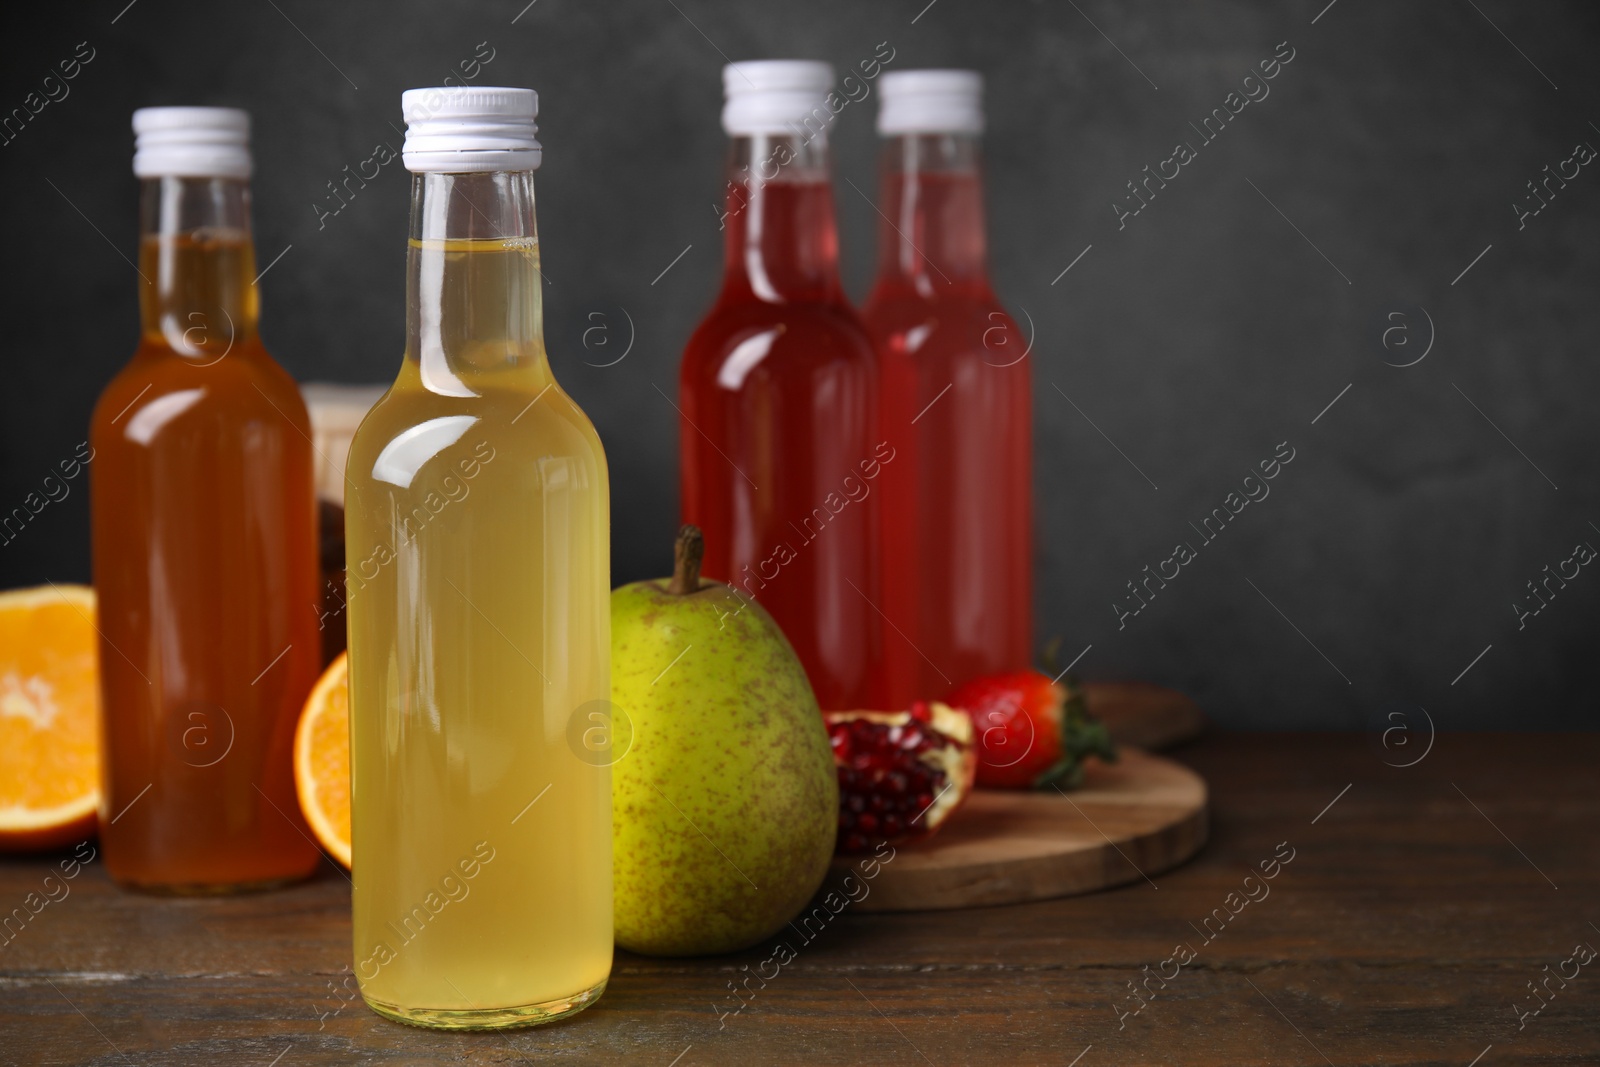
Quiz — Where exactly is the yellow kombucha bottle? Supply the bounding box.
[343,86,612,1029]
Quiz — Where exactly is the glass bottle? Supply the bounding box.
[89,107,321,892]
[679,61,883,711]
[862,72,1034,705]
[344,87,612,1029]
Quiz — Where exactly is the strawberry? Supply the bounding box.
[945,671,1116,790]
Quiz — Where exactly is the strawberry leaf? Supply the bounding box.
[1032,681,1117,791]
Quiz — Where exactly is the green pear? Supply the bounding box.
[610,525,838,956]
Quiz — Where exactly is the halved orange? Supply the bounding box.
[0,584,101,852]
[295,651,351,868]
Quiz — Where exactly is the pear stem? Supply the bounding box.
[667,524,705,595]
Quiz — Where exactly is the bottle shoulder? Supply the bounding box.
[862,282,1008,326]
[861,287,1022,364]
[91,341,310,450]
[682,298,877,383]
[346,379,607,493]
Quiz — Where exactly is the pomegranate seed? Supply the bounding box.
[826,705,970,854]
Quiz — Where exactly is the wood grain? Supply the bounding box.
[2,733,1596,1066]
[832,748,1207,911]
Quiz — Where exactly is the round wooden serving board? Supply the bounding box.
[831,748,1207,912]
[1082,679,1206,750]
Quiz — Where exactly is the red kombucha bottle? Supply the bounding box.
[679,61,883,711]
[862,71,1033,706]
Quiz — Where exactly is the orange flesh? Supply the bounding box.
[0,587,101,834]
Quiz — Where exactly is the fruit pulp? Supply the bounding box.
[89,222,321,892]
[680,161,883,711]
[0,585,101,852]
[345,224,612,1026]
[863,147,1033,706]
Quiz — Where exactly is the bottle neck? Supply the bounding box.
[405,170,549,397]
[137,177,260,358]
[874,133,991,295]
[720,134,844,304]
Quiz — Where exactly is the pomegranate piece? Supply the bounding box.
[824,701,975,854]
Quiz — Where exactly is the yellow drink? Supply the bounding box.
[344,122,613,1029]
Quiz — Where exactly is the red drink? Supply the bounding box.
[679,62,882,710]
[863,73,1033,705]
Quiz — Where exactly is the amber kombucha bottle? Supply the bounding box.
[89,108,321,892]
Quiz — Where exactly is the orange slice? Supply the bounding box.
[295,652,351,868]
[0,584,101,852]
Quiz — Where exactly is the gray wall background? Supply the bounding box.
[3,1,1596,729]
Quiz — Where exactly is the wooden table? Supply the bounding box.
[3,733,1596,1066]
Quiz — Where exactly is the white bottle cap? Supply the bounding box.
[877,70,984,136]
[401,86,542,173]
[132,107,252,179]
[722,60,836,136]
